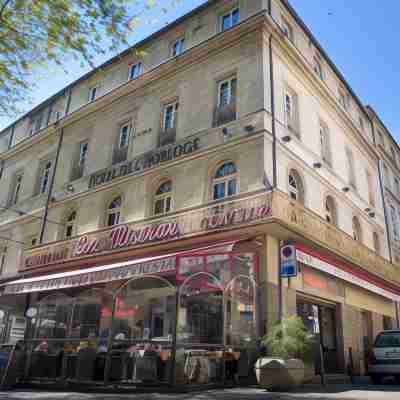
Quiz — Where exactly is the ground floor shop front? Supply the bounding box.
[0,238,263,387]
[0,221,399,388]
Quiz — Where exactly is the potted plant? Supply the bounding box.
[255,316,314,390]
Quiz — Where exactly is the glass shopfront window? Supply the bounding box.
[23,249,259,387]
[35,294,73,339]
[70,289,113,339]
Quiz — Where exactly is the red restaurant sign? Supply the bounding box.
[22,193,272,270]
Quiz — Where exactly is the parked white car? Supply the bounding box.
[368,330,400,384]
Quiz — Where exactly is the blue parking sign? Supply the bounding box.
[280,245,298,278]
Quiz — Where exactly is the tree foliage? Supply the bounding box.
[0,0,179,117]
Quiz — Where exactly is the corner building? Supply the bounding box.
[0,0,398,386]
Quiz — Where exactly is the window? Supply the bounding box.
[113,123,131,164]
[338,89,348,110]
[325,196,337,226]
[214,77,237,127]
[163,102,179,131]
[0,246,7,275]
[71,141,88,181]
[319,122,331,165]
[383,163,391,190]
[373,232,380,255]
[129,62,143,80]
[288,169,304,204]
[358,116,364,132]
[65,210,77,239]
[218,77,237,108]
[395,178,400,198]
[154,181,173,216]
[345,148,356,189]
[284,88,299,135]
[391,147,397,166]
[78,141,89,167]
[281,16,294,42]
[10,172,23,205]
[29,113,44,136]
[39,160,53,195]
[213,162,237,200]
[88,86,98,102]
[107,196,122,227]
[390,206,398,240]
[171,38,185,57]
[352,216,362,242]
[366,170,375,207]
[221,8,239,31]
[377,131,385,148]
[118,123,130,149]
[313,56,323,80]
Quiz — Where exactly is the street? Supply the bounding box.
[0,385,400,400]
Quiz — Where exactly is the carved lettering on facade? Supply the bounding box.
[200,205,272,230]
[89,137,200,189]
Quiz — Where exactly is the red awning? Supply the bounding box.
[0,239,242,296]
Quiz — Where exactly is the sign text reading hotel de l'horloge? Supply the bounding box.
[22,195,272,270]
[89,137,200,189]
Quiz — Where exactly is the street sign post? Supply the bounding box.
[280,244,298,278]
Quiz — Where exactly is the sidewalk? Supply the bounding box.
[0,385,400,400]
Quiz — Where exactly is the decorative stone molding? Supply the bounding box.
[273,190,398,285]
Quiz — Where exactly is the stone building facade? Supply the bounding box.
[0,0,398,383]
[367,106,400,267]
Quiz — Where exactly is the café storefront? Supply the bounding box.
[0,194,271,387]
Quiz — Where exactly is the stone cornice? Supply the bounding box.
[272,189,400,288]
[13,189,400,291]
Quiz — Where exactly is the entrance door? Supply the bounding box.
[361,310,373,373]
[319,306,338,373]
[297,300,340,374]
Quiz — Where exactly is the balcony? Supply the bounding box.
[213,103,236,127]
[159,127,176,147]
[70,163,84,181]
[112,146,128,165]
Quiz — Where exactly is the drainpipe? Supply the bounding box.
[269,36,277,189]
[39,127,64,244]
[267,3,281,322]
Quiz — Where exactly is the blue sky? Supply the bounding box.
[1,0,398,141]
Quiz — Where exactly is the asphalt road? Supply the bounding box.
[0,386,400,400]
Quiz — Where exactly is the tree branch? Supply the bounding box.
[0,0,12,21]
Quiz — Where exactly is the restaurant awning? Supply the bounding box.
[0,240,241,296]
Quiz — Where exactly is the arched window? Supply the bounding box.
[352,216,362,242]
[154,180,172,216]
[65,210,77,239]
[325,196,337,226]
[373,232,380,255]
[213,162,237,200]
[288,169,304,203]
[107,196,122,227]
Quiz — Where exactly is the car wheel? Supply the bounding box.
[370,374,383,385]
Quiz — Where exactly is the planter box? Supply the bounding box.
[255,358,305,390]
